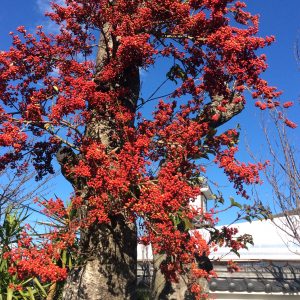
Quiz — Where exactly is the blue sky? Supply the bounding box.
[0,0,299,225]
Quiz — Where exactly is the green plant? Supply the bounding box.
[0,207,52,299]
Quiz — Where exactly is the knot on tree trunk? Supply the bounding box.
[56,146,79,186]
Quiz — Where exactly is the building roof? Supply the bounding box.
[137,216,300,262]
[210,216,300,261]
[137,216,300,296]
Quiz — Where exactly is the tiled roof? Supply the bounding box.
[210,261,300,294]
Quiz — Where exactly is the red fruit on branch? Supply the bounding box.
[0,1,296,299]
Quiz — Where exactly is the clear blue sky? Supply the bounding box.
[0,0,299,225]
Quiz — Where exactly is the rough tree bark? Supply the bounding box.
[152,251,215,300]
[0,1,285,299]
[150,92,244,300]
[151,254,190,300]
[62,217,137,300]
[60,24,140,300]
[58,14,245,300]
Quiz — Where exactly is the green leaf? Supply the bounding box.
[230,197,242,209]
[26,287,35,300]
[183,217,193,231]
[217,196,224,204]
[166,64,187,83]
[21,277,34,286]
[33,278,47,297]
[201,153,209,160]
[53,85,59,93]
[68,254,73,269]
[174,216,181,227]
[61,249,67,268]
[244,216,252,223]
[230,249,240,258]
[0,257,8,272]
[7,287,13,300]
[18,289,29,299]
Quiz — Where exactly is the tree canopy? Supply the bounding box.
[0,1,296,299]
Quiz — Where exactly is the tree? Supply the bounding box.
[0,167,51,220]
[0,166,63,299]
[258,108,299,252]
[0,1,295,299]
[0,190,78,300]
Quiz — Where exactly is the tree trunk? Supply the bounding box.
[63,215,137,300]
[151,254,209,300]
[60,22,140,299]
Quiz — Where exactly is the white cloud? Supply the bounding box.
[36,0,52,13]
[35,0,65,34]
[36,0,65,14]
